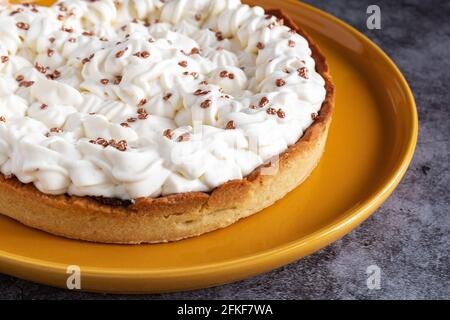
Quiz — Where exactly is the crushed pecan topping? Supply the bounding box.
[277,109,286,119]
[137,108,147,115]
[190,47,200,55]
[138,98,147,106]
[19,81,35,88]
[82,53,95,65]
[200,99,212,109]
[225,121,236,130]
[35,63,48,74]
[215,31,224,41]
[16,22,30,30]
[194,89,210,96]
[219,70,235,79]
[109,139,128,152]
[115,47,128,58]
[46,70,61,80]
[10,8,24,16]
[90,138,128,151]
[276,79,286,87]
[177,133,190,142]
[266,107,277,115]
[298,67,309,79]
[61,26,74,33]
[113,75,122,85]
[163,129,174,139]
[50,127,62,132]
[134,51,150,58]
[259,97,269,108]
[138,112,149,120]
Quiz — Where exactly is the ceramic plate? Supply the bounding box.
[0,0,417,293]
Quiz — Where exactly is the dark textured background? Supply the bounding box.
[1,0,449,300]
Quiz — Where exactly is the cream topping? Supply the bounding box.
[0,0,326,199]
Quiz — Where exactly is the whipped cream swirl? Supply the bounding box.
[0,0,326,199]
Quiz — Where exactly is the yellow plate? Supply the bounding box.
[0,0,417,293]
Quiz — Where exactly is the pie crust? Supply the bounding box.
[0,9,335,244]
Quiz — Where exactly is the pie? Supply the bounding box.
[0,0,334,243]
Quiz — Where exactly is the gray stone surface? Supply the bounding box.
[0,0,449,300]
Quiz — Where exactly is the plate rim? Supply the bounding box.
[0,0,418,286]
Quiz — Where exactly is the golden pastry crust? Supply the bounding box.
[0,9,335,244]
